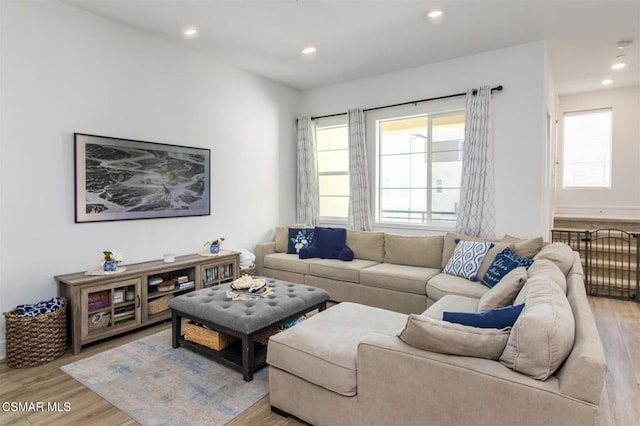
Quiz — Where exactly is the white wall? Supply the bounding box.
[301,42,550,239]
[555,85,640,219]
[0,1,299,358]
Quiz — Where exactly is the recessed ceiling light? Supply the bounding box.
[182,26,199,40]
[616,40,632,49]
[602,79,613,85]
[427,10,443,19]
[611,56,626,70]
[301,46,317,55]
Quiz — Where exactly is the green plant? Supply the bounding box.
[204,237,225,246]
[101,250,123,263]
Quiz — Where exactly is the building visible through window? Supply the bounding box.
[377,111,465,224]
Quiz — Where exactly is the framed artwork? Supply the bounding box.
[74,133,210,223]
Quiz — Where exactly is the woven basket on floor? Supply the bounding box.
[3,299,67,368]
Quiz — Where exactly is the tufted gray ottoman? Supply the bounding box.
[169,278,329,381]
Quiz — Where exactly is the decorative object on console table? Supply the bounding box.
[204,237,225,254]
[101,250,123,272]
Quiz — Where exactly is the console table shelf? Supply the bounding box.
[56,251,239,354]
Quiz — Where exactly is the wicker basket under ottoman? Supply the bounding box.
[3,300,67,368]
[184,321,237,350]
[255,328,280,345]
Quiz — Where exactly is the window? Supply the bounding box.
[377,109,465,225]
[562,109,612,188]
[316,116,349,219]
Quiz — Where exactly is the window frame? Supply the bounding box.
[367,98,466,230]
[315,115,350,222]
[561,107,613,190]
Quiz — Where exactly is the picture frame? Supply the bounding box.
[74,133,210,223]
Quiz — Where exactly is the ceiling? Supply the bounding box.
[64,0,640,94]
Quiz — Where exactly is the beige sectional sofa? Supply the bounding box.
[255,226,543,314]
[266,246,607,426]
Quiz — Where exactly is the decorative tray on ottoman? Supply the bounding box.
[231,276,266,292]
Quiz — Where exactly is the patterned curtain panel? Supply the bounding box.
[296,117,319,226]
[348,108,373,231]
[455,86,496,238]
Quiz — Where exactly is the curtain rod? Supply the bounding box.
[308,85,503,121]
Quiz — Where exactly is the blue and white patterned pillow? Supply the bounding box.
[287,228,314,254]
[481,247,534,288]
[442,240,495,281]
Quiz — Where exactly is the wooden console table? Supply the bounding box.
[56,251,239,354]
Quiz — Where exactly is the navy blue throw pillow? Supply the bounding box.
[481,247,534,288]
[287,228,314,254]
[298,226,352,261]
[443,304,525,329]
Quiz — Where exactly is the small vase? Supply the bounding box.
[103,260,118,272]
[209,244,220,254]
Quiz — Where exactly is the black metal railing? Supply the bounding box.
[552,228,639,302]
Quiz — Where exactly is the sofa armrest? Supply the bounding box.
[357,332,598,426]
[255,242,276,276]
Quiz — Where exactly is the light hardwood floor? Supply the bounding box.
[1,297,638,426]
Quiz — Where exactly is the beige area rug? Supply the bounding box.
[61,329,268,426]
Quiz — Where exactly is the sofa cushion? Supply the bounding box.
[423,295,480,319]
[264,253,320,275]
[360,263,439,295]
[533,243,575,275]
[384,234,443,268]
[523,259,567,295]
[443,303,525,329]
[309,259,379,283]
[501,235,544,258]
[441,233,510,282]
[267,302,408,397]
[481,247,533,288]
[347,230,385,262]
[441,232,497,268]
[427,273,489,302]
[398,314,511,360]
[500,271,576,380]
[275,224,308,253]
[300,227,353,260]
[287,228,314,254]
[442,240,494,281]
[478,267,528,311]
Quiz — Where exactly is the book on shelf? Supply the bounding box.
[176,275,189,283]
[178,281,195,290]
[114,308,135,318]
[114,313,135,322]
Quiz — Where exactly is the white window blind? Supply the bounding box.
[562,108,612,188]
